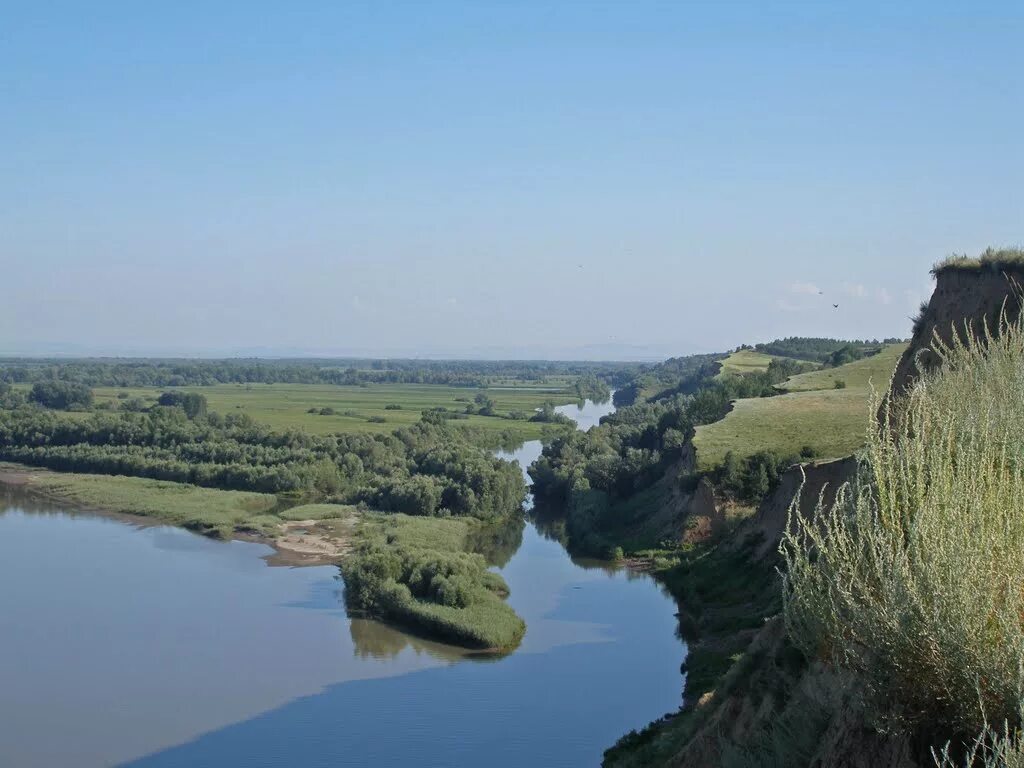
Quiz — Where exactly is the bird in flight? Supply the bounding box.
[833,303,839,309]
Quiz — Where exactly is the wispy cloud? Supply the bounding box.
[789,281,821,295]
[842,282,868,298]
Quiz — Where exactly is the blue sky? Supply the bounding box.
[2,1,1020,358]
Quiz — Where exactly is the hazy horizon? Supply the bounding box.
[3,2,1020,358]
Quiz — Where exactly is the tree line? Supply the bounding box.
[0,404,525,520]
[0,358,637,389]
[751,336,902,365]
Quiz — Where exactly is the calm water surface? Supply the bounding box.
[0,396,684,768]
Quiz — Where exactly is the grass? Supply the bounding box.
[933,246,1024,274]
[278,503,359,521]
[782,317,1024,739]
[716,350,776,378]
[356,512,472,552]
[87,382,579,440]
[693,344,906,470]
[4,464,278,538]
[777,343,906,392]
[381,590,525,651]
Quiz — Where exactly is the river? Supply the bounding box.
[0,396,684,768]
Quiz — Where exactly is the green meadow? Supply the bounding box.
[715,349,778,377]
[86,381,581,440]
[694,343,906,469]
[3,464,279,538]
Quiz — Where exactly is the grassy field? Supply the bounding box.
[85,382,579,440]
[694,343,906,470]
[1,463,279,537]
[778,343,905,392]
[716,349,777,377]
[356,512,472,552]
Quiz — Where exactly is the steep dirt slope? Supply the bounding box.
[891,261,1024,397]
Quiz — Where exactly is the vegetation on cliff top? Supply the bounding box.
[932,246,1024,274]
[783,315,1024,751]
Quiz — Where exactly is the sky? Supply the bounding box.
[2,1,1021,360]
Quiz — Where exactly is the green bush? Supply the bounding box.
[30,381,93,410]
[341,542,525,649]
[782,313,1024,738]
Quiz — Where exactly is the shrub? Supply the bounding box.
[934,721,1024,768]
[30,381,93,410]
[912,300,931,336]
[833,379,846,389]
[782,313,1024,738]
[157,391,207,419]
[341,543,525,649]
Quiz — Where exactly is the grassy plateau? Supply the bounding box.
[715,349,778,378]
[693,343,906,470]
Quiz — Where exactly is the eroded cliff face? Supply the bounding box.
[745,455,859,560]
[615,267,1024,768]
[891,265,1024,397]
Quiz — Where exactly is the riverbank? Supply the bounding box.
[0,462,355,565]
[0,461,529,650]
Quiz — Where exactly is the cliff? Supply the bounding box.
[608,250,1024,768]
[891,254,1024,397]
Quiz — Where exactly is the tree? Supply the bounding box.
[474,392,496,416]
[747,463,771,499]
[157,391,208,419]
[30,381,93,410]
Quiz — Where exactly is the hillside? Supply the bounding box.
[693,343,905,469]
[605,251,1024,768]
[715,349,777,377]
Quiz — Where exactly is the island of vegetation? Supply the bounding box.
[342,513,526,650]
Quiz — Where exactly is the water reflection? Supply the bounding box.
[466,514,525,567]
[348,617,469,662]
